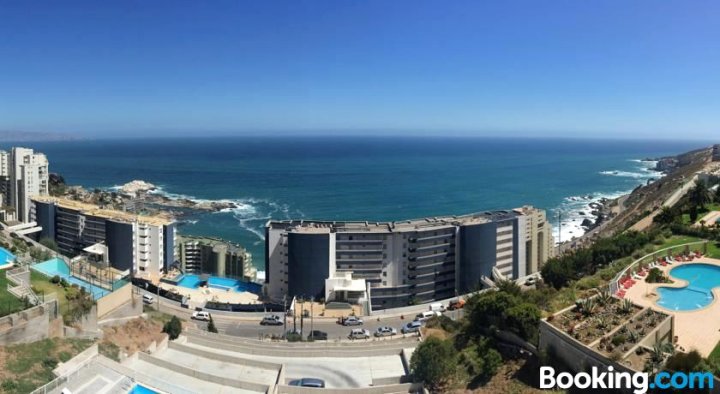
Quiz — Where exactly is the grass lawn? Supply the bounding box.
[681,203,720,225]
[30,271,68,311]
[709,341,720,364]
[0,270,27,317]
[654,235,720,259]
[0,338,94,393]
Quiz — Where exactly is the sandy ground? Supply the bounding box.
[624,257,720,357]
[696,210,720,228]
[101,317,166,356]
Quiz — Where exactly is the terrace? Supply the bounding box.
[545,290,673,372]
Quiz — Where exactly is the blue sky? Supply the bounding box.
[0,1,718,139]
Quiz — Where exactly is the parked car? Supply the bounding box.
[348,328,371,339]
[260,315,284,326]
[307,330,328,340]
[401,321,423,334]
[524,277,537,286]
[192,311,211,321]
[288,378,326,388]
[342,316,364,326]
[414,311,442,322]
[374,326,397,337]
[447,299,466,310]
[142,294,154,304]
[429,302,446,313]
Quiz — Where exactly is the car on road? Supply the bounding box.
[524,277,537,286]
[414,311,442,322]
[307,330,328,340]
[401,321,423,334]
[447,299,466,310]
[191,311,211,321]
[288,378,326,388]
[342,316,364,326]
[429,302,446,312]
[348,328,371,339]
[142,294,154,304]
[374,326,397,337]
[260,315,284,326]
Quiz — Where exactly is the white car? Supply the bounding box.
[192,311,211,321]
[401,321,423,334]
[348,328,370,339]
[342,316,364,326]
[414,311,442,322]
[374,326,397,337]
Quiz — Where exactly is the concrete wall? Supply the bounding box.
[539,319,639,375]
[96,282,132,319]
[0,300,60,345]
[276,383,423,394]
[137,352,271,393]
[53,344,98,377]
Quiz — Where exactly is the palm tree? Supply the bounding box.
[689,181,711,210]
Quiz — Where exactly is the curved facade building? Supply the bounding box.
[266,206,554,310]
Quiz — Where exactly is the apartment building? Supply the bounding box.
[31,196,176,279]
[0,148,49,222]
[177,235,257,282]
[265,206,554,310]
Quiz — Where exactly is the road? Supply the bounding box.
[137,285,465,340]
[194,309,464,340]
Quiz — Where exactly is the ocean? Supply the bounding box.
[8,136,710,278]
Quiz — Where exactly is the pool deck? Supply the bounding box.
[624,257,720,357]
[158,282,260,306]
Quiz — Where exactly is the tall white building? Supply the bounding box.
[1,147,50,222]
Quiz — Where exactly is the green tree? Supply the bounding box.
[163,316,182,340]
[410,337,458,391]
[458,336,502,386]
[39,237,59,252]
[690,181,711,210]
[689,205,699,223]
[654,206,679,225]
[505,303,541,342]
[207,316,218,333]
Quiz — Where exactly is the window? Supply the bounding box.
[382,272,387,277]
[383,281,387,286]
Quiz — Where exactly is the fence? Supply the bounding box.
[609,240,708,296]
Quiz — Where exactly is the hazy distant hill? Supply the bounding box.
[0,130,79,142]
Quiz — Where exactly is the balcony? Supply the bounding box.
[336,238,383,244]
[409,233,454,243]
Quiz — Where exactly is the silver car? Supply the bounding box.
[342,316,364,326]
[374,326,397,337]
[349,328,370,339]
[401,321,423,334]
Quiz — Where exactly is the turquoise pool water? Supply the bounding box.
[175,274,261,294]
[0,247,16,265]
[128,384,160,394]
[31,258,110,300]
[656,263,720,311]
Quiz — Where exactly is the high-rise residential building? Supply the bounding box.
[31,196,176,279]
[265,206,554,310]
[0,147,50,222]
[177,235,256,282]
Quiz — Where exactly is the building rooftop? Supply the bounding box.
[266,208,533,234]
[32,196,174,226]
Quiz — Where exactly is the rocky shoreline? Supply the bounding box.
[53,178,239,218]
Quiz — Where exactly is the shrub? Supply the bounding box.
[410,337,458,391]
[162,316,182,340]
[611,334,626,346]
[286,332,302,342]
[50,275,60,284]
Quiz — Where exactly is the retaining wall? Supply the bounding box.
[0,300,61,345]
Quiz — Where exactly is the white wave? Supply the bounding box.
[599,170,653,179]
[552,190,628,244]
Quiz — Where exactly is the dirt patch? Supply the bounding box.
[452,359,562,394]
[100,317,166,358]
[421,327,450,340]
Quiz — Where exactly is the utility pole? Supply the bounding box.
[310,296,314,340]
[300,299,304,338]
[283,295,287,339]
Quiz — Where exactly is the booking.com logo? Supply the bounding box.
[540,366,714,393]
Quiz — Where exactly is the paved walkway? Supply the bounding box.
[624,257,720,357]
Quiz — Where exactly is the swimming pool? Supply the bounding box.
[31,258,110,300]
[656,263,720,311]
[128,384,160,394]
[0,247,16,265]
[174,274,261,294]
